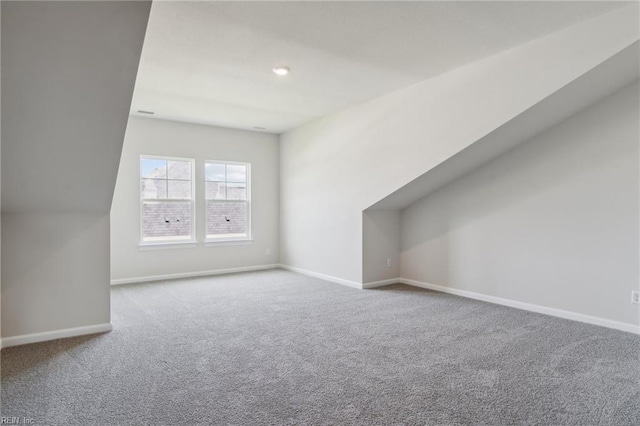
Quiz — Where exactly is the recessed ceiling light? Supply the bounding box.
[272,66,290,76]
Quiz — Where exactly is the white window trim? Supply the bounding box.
[204,159,251,243]
[203,239,253,247]
[139,155,196,247]
[139,241,197,250]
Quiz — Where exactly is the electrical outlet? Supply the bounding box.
[266,248,271,256]
[386,258,391,268]
[632,290,640,304]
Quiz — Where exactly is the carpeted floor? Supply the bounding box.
[1,269,639,425]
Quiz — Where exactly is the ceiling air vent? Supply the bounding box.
[137,110,155,115]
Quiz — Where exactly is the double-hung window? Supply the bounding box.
[205,161,251,242]
[140,156,195,245]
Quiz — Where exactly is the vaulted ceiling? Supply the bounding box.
[131,1,626,134]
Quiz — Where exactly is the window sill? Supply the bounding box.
[139,241,197,250]
[204,238,253,247]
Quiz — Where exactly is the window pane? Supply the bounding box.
[206,181,226,200]
[226,164,246,183]
[168,180,191,199]
[207,201,246,237]
[141,158,167,179]
[142,201,192,240]
[168,160,191,180]
[226,182,246,200]
[205,163,225,181]
[141,179,167,199]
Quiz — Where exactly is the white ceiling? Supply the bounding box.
[368,41,640,210]
[131,1,625,134]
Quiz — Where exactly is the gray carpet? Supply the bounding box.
[1,269,639,425]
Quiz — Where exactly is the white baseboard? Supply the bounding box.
[400,277,640,335]
[279,268,638,334]
[362,278,402,289]
[278,264,362,289]
[1,323,113,349]
[111,264,279,285]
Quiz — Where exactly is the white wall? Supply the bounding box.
[1,3,3,336]
[401,82,640,328]
[1,1,150,342]
[279,6,639,284]
[362,210,400,284]
[110,117,279,282]
[2,213,111,337]
[1,1,150,214]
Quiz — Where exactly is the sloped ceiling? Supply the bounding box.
[131,1,625,134]
[1,1,151,213]
[368,41,640,211]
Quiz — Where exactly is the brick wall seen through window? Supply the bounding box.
[205,161,250,240]
[140,156,194,243]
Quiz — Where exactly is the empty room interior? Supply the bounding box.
[1,1,640,425]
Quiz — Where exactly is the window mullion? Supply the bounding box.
[224,164,228,200]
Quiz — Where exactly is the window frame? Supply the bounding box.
[139,154,196,248]
[204,159,252,244]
